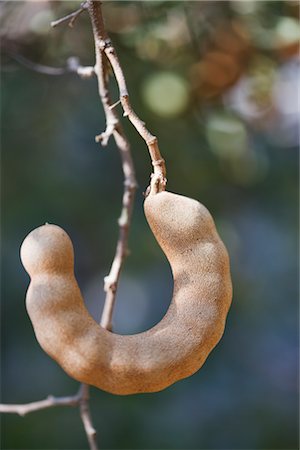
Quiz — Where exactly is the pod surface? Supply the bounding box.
[21,191,232,395]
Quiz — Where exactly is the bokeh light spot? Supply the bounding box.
[206,113,248,158]
[142,72,189,118]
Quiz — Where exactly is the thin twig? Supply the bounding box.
[87,0,166,194]
[8,51,66,75]
[51,1,88,28]
[0,393,80,416]
[88,1,137,331]
[78,384,98,450]
[0,387,98,447]
[7,51,95,79]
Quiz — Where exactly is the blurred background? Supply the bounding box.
[1,1,299,449]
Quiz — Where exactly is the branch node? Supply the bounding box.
[152,158,165,167]
[148,173,167,195]
[95,124,116,146]
[65,57,95,79]
[77,66,95,79]
[97,38,112,51]
[104,276,117,293]
[147,137,158,145]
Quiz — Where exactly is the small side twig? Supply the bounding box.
[51,1,88,28]
[0,393,80,416]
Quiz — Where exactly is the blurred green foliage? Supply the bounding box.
[1,1,299,449]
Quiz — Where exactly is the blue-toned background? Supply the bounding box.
[1,1,298,449]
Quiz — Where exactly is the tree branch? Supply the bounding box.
[0,393,81,416]
[0,387,98,448]
[7,51,95,79]
[87,0,167,194]
[50,1,88,28]
[87,1,137,331]
[78,384,98,450]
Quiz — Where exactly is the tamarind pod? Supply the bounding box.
[20,191,232,395]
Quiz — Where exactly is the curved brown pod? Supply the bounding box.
[20,191,232,395]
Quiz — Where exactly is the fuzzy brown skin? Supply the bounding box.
[20,191,232,395]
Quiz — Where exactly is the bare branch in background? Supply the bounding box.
[50,1,88,29]
[67,56,95,79]
[6,51,95,78]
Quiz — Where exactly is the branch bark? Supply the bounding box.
[0,394,80,416]
[87,0,167,194]
[0,387,97,448]
[50,1,88,28]
[78,384,98,450]
[87,1,137,332]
